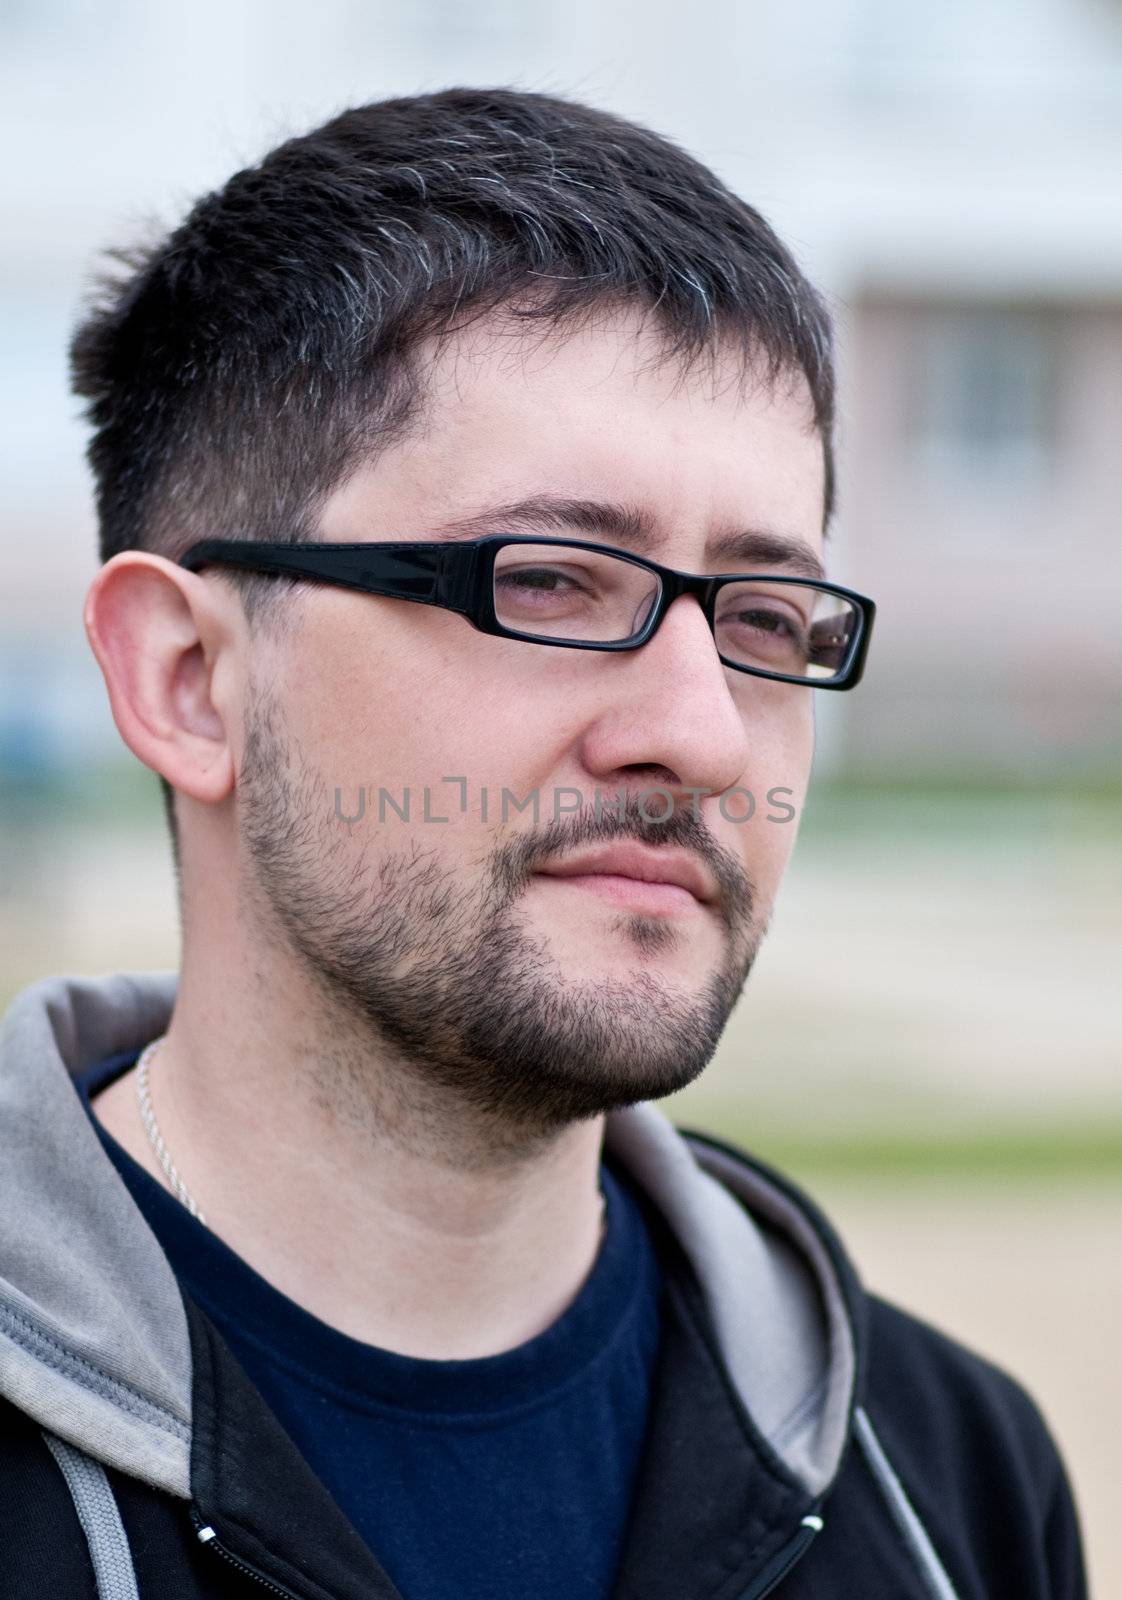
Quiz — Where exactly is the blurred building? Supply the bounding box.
[845,294,1122,779]
[3,0,1121,790]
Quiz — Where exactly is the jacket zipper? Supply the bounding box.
[739,1513,824,1600]
[190,1508,310,1599]
[189,1505,822,1600]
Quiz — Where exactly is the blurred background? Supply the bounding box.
[1,0,1120,1588]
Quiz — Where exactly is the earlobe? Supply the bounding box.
[83,552,238,807]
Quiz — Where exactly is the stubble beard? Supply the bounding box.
[238,680,764,1145]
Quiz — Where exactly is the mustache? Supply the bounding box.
[488,796,755,935]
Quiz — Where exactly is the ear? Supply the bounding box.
[83,552,244,806]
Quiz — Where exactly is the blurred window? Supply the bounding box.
[843,0,1122,98]
[0,0,124,50]
[907,306,1058,484]
[406,0,532,51]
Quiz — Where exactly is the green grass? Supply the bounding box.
[676,1119,1122,1185]
[807,767,1122,802]
[0,759,165,830]
[798,776,1122,843]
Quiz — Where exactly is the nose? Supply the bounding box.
[577,593,754,800]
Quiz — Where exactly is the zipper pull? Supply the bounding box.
[189,1507,307,1598]
[740,1511,825,1600]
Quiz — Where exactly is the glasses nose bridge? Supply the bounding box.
[650,566,722,643]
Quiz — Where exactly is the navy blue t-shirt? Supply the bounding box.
[75,1050,664,1600]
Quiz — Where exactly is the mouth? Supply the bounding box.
[533,843,718,916]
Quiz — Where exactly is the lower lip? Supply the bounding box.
[534,872,704,913]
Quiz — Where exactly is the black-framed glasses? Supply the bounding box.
[179,535,876,689]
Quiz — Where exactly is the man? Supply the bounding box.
[0,88,1085,1598]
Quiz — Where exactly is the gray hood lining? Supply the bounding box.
[604,1106,854,1494]
[675,1133,856,1494]
[0,971,190,1495]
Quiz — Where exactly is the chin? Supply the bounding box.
[544,912,721,974]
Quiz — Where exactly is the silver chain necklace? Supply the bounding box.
[136,1037,608,1247]
[135,1035,208,1226]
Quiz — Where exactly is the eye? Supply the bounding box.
[718,602,807,642]
[495,564,588,596]
[491,545,662,643]
[714,588,814,672]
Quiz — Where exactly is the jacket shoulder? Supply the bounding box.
[865,1290,1066,1477]
[859,1291,1087,1597]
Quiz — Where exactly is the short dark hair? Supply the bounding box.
[69,86,836,863]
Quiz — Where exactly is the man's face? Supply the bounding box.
[235,310,825,1131]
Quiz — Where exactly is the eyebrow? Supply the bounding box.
[434,494,828,582]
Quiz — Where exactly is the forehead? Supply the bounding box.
[322,307,828,561]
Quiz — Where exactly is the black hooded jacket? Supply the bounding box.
[0,972,1088,1599]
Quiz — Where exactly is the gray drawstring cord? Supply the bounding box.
[43,1433,140,1600]
[855,1406,962,1600]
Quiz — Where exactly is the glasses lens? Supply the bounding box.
[493,544,661,643]
[714,581,859,681]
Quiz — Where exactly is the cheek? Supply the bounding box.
[729,678,816,787]
[724,695,814,884]
[764,708,815,844]
[778,698,816,795]
[289,607,574,821]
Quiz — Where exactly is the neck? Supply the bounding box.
[91,932,608,1360]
